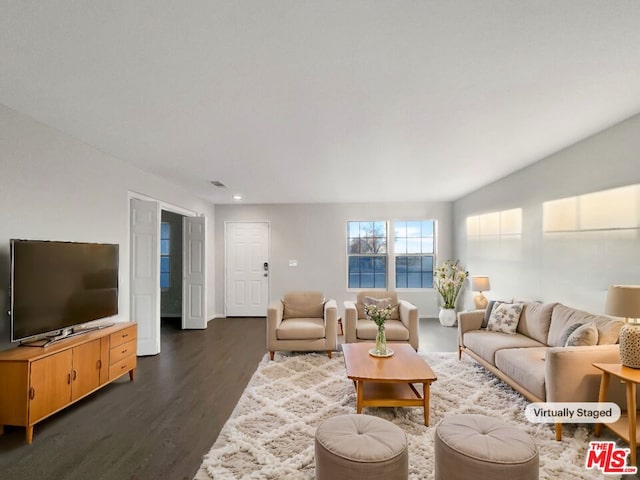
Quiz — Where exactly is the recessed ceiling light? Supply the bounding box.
[232,194,243,201]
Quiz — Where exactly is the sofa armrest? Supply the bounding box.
[267,300,284,347]
[399,300,419,350]
[344,301,358,344]
[324,299,338,350]
[545,345,622,403]
[457,310,484,348]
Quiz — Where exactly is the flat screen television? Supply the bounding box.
[10,239,119,343]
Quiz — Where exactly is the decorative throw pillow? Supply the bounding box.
[565,322,599,347]
[486,303,524,334]
[557,322,582,347]
[482,300,511,328]
[364,296,392,309]
[363,296,398,319]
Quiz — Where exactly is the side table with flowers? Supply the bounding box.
[364,302,394,357]
[434,259,468,326]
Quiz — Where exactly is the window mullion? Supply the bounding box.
[388,220,395,290]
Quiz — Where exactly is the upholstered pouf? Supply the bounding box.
[435,414,539,480]
[315,414,408,480]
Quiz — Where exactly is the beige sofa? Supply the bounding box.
[344,291,419,350]
[458,302,628,440]
[267,291,338,360]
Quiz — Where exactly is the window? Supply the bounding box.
[346,219,436,290]
[394,221,435,288]
[160,222,170,289]
[347,221,387,288]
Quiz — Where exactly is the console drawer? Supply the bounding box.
[109,355,137,380]
[110,339,136,364]
[110,325,137,348]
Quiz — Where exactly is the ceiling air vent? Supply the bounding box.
[210,180,227,188]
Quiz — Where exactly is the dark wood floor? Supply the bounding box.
[0,317,456,480]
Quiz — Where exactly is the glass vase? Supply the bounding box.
[374,324,387,355]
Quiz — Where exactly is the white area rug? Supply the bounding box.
[195,351,621,479]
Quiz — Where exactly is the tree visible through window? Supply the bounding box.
[160,222,170,289]
[395,220,435,288]
[347,221,387,288]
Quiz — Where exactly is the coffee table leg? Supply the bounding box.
[423,382,430,426]
[356,380,363,414]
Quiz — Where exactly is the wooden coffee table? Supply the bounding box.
[342,343,437,426]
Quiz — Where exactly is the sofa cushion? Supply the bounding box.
[548,304,622,346]
[517,302,557,345]
[557,322,582,347]
[495,347,547,400]
[565,322,599,347]
[592,317,624,345]
[482,300,510,328]
[277,318,325,340]
[486,303,524,334]
[356,319,409,341]
[282,291,325,319]
[463,331,545,366]
[356,291,399,320]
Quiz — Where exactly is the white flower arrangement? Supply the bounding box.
[434,259,468,309]
[363,303,393,328]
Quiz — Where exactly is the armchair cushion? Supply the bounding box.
[355,319,410,342]
[277,318,326,340]
[282,291,325,319]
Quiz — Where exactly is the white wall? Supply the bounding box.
[215,202,453,318]
[0,105,216,351]
[453,113,640,314]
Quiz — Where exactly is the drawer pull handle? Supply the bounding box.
[29,387,35,400]
[72,370,77,381]
[122,334,128,338]
[122,349,127,354]
[67,373,71,385]
[97,360,102,369]
[121,365,126,370]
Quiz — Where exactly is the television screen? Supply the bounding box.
[10,239,119,342]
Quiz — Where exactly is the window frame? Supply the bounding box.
[393,220,436,291]
[346,220,389,290]
[346,219,437,291]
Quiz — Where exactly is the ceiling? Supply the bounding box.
[1,1,640,204]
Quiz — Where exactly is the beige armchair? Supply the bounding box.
[267,291,338,360]
[344,291,419,350]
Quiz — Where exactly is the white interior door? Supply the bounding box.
[225,222,270,317]
[130,198,160,356]
[182,216,207,329]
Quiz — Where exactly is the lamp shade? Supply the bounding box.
[471,276,490,292]
[605,285,640,318]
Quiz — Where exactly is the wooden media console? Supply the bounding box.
[0,322,137,443]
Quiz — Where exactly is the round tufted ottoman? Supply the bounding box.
[434,414,539,480]
[315,414,408,480]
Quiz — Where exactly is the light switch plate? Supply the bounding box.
[289,260,298,267]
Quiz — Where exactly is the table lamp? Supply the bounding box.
[471,276,490,310]
[605,285,640,368]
